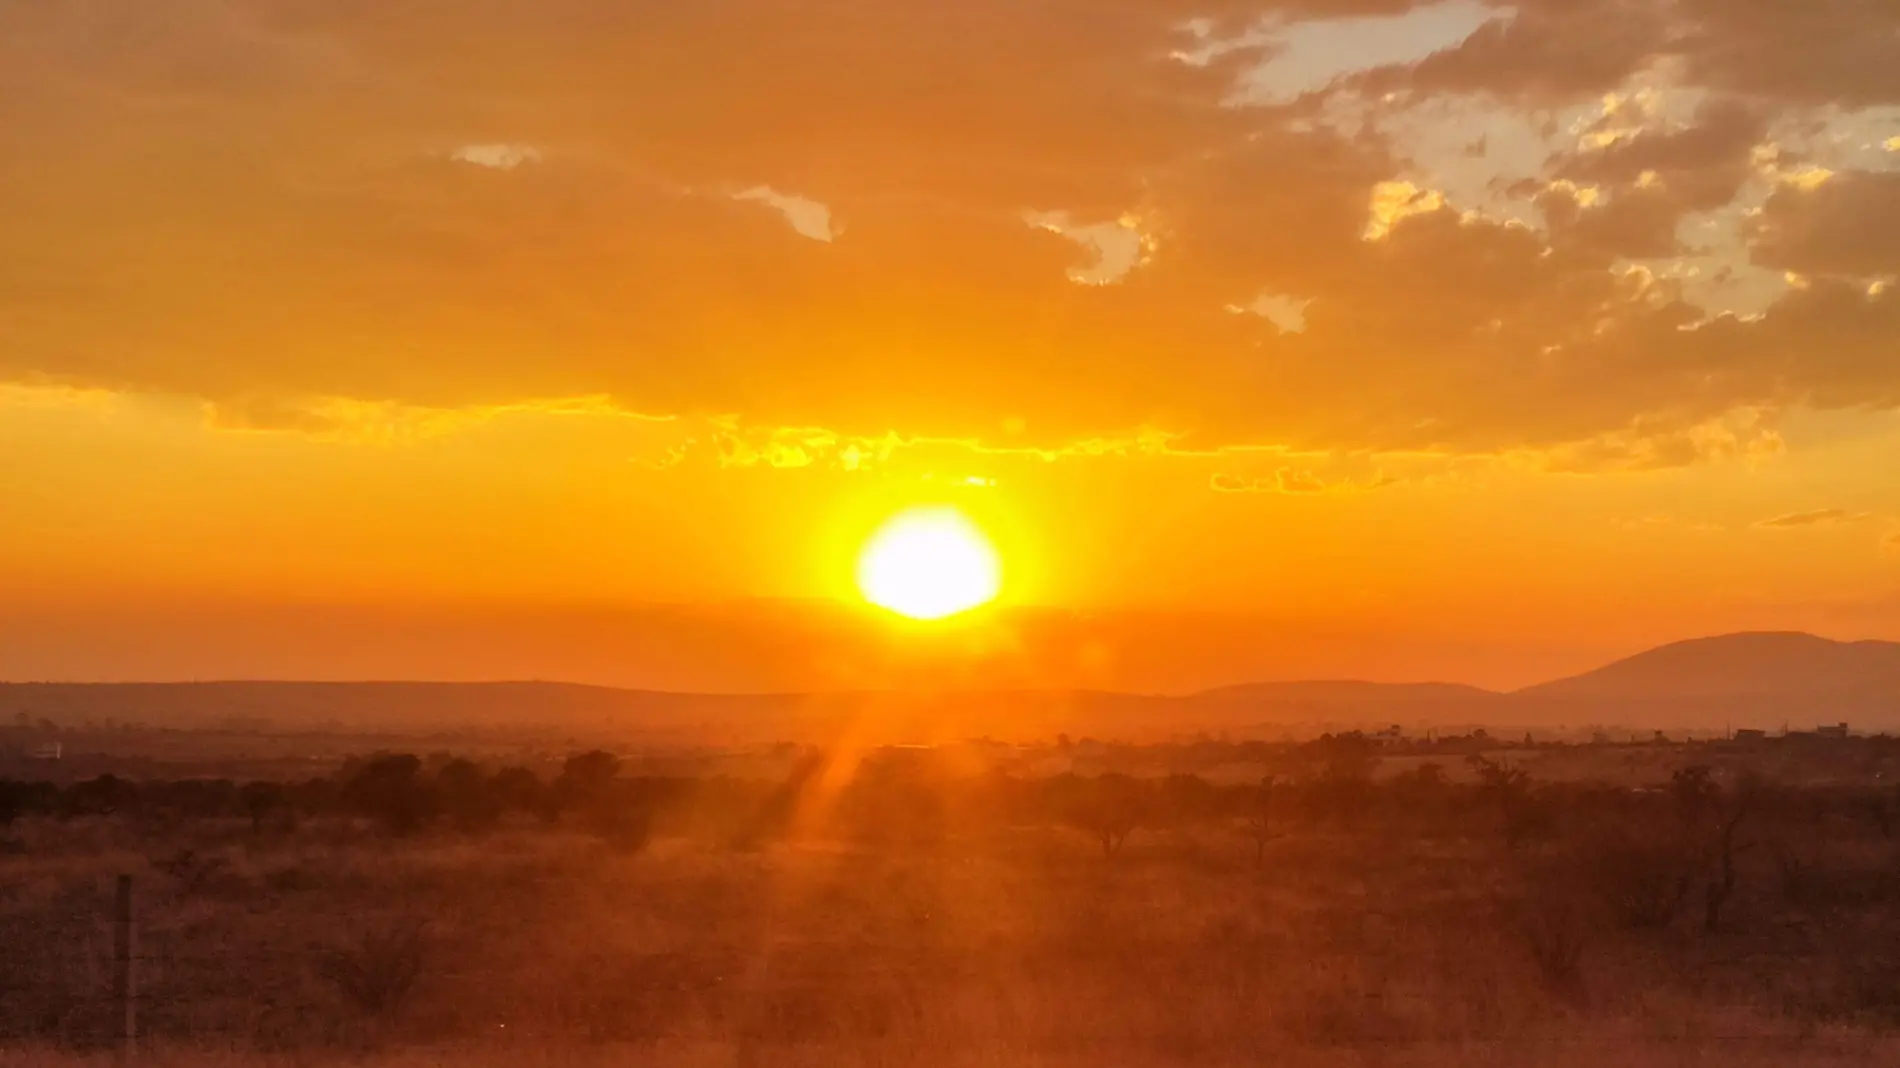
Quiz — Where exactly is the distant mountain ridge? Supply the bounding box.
[4,632,1898,738]
[1515,632,1900,699]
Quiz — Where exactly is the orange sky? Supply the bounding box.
[3,1,1899,692]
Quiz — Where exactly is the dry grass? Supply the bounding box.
[3,797,1900,1063]
[3,1040,1900,1068]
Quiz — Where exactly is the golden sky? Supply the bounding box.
[3,0,1899,691]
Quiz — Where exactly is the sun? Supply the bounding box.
[856,506,1001,620]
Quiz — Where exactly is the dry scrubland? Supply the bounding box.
[7,747,1900,1065]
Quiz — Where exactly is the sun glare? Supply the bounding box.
[856,506,1001,620]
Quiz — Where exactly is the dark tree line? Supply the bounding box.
[5,747,1900,879]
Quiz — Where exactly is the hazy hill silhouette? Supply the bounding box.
[5,632,1899,739]
[1516,632,1900,698]
[1509,632,1900,730]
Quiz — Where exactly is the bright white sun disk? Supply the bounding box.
[857,507,1001,620]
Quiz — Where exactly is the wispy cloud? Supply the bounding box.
[1755,509,1873,529]
[734,187,835,242]
[1210,468,1400,495]
[447,144,543,170]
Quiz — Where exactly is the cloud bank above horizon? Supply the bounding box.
[3,0,1897,474]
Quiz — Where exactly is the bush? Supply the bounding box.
[1581,824,1694,930]
[318,918,429,1018]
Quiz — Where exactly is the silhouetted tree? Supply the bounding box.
[490,765,548,820]
[1242,775,1281,868]
[1471,755,1547,848]
[1670,765,1720,825]
[341,754,433,836]
[1308,733,1378,825]
[1159,773,1218,827]
[1065,773,1148,858]
[556,750,622,817]
[0,779,31,827]
[64,774,139,818]
[239,780,288,833]
[436,759,502,833]
[1702,774,1759,934]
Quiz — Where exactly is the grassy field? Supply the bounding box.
[6,748,1900,1065]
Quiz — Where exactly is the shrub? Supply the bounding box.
[1582,825,1694,930]
[1520,898,1590,1005]
[318,918,429,1018]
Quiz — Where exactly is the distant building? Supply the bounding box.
[1817,722,1850,739]
[1733,729,1767,743]
[27,741,61,761]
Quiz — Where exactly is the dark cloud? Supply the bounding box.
[1400,0,1900,109]
[1562,100,1767,206]
[1393,0,1679,103]
[2,0,1899,466]
[1531,98,1773,261]
[1675,0,1900,107]
[1751,172,1900,279]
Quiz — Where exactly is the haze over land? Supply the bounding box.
[7,632,1895,740]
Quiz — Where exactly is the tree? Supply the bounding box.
[490,766,548,820]
[1242,775,1281,868]
[556,750,622,816]
[1669,765,1720,826]
[1470,755,1546,848]
[1702,774,1759,934]
[0,779,32,827]
[436,759,502,833]
[1159,773,1218,827]
[341,754,434,836]
[238,780,288,833]
[1066,774,1148,858]
[1308,733,1378,825]
[64,774,139,818]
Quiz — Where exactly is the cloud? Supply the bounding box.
[3,0,1900,473]
[1024,211,1154,285]
[1227,291,1312,334]
[1209,467,1400,494]
[1209,1,1504,106]
[734,187,836,242]
[1755,509,1873,529]
[1750,171,1900,278]
[1362,180,1446,240]
[448,144,543,170]
[202,393,677,444]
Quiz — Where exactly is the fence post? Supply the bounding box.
[113,873,136,1062]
